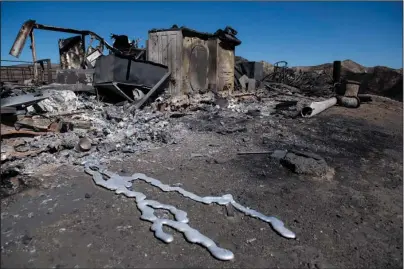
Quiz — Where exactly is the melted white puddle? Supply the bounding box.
[84,164,296,261]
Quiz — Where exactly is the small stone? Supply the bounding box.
[262,133,272,145]
[105,107,123,122]
[76,137,92,152]
[280,150,329,176]
[246,238,256,244]
[122,147,135,153]
[125,128,136,138]
[21,234,33,245]
[60,150,70,157]
[84,193,91,199]
[225,203,235,217]
[61,133,79,149]
[271,150,288,160]
[206,158,220,164]
[246,109,260,117]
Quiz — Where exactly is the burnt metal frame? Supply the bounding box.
[9,20,123,82]
[94,71,171,106]
[95,82,136,102]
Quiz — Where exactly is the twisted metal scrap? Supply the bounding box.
[84,164,296,261]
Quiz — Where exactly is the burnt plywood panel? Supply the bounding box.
[217,42,235,96]
[59,35,84,70]
[56,69,94,85]
[207,39,218,91]
[189,44,209,92]
[182,37,210,94]
[147,31,182,95]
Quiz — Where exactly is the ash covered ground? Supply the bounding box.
[1,82,402,268]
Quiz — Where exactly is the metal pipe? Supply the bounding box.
[34,23,118,54]
[33,23,86,35]
[9,20,36,58]
[9,20,120,60]
[29,31,38,82]
[337,96,361,108]
[301,97,338,118]
[344,80,361,97]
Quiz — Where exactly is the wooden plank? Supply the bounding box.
[148,33,158,63]
[161,33,168,66]
[134,71,171,109]
[207,39,218,91]
[168,32,182,95]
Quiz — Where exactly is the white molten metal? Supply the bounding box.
[84,164,296,261]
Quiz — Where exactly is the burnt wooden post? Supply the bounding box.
[44,59,53,84]
[29,30,38,82]
[81,34,86,68]
[333,61,341,84]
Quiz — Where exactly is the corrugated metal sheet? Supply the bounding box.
[147,31,182,95]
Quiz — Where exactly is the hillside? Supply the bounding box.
[252,58,403,101]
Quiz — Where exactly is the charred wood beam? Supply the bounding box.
[29,31,38,82]
[134,71,171,109]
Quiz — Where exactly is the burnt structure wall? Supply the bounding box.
[147,29,236,96]
[147,30,183,95]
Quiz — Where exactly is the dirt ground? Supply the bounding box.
[1,98,403,269]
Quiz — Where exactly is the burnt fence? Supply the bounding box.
[1,59,59,84]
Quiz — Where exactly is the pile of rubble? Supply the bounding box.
[0,77,322,196]
[1,86,186,195]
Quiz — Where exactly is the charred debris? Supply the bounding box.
[1,20,371,196]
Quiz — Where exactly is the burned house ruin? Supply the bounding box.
[147,26,241,96]
[4,20,243,104]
